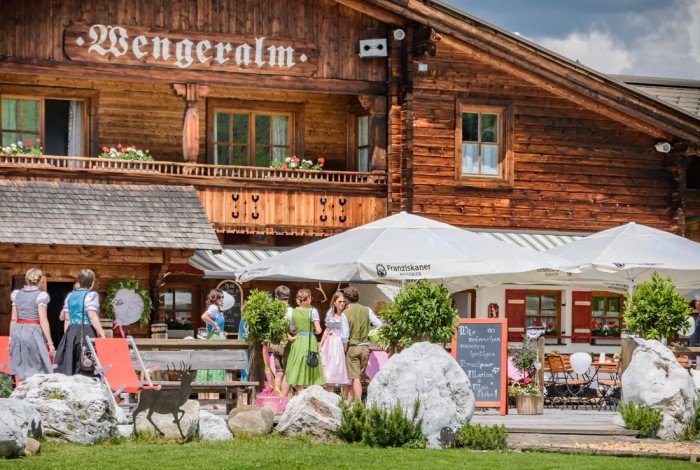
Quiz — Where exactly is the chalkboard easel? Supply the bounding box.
[451,318,508,416]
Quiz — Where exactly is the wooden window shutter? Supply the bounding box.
[505,289,526,342]
[571,291,592,343]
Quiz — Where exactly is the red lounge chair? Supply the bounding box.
[0,336,10,375]
[87,336,159,409]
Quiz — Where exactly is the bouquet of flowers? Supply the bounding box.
[99,144,154,162]
[0,139,42,156]
[270,155,325,171]
[591,319,620,337]
[509,337,543,397]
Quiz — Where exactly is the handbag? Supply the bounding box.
[305,308,319,368]
[78,291,95,373]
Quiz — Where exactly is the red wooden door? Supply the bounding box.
[505,289,526,342]
[571,291,592,343]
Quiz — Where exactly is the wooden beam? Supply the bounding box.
[333,0,406,26]
[0,59,387,96]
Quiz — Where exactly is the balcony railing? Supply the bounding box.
[0,154,387,189]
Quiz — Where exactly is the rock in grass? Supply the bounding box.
[276,386,341,440]
[10,374,117,444]
[621,339,696,439]
[227,405,273,436]
[0,412,25,458]
[366,342,475,449]
[24,437,40,455]
[0,398,42,439]
[199,410,233,441]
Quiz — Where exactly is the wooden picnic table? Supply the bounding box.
[132,338,249,351]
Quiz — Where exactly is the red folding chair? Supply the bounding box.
[87,336,159,409]
[0,336,10,375]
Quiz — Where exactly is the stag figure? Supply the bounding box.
[133,362,196,437]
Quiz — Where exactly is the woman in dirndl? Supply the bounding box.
[319,291,350,393]
[196,289,228,383]
[54,269,106,375]
[285,289,325,391]
[9,268,54,381]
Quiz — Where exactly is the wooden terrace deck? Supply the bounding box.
[471,409,636,436]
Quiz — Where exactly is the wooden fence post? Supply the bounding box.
[620,337,637,376]
[537,337,545,394]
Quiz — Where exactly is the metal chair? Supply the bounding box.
[596,362,621,411]
[544,353,591,409]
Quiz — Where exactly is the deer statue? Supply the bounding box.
[132,361,196,437]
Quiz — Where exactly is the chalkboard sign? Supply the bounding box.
[217,280,242,333]
[451,318,508,415]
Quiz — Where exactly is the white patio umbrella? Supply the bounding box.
[232,212,576,292]
[546,222,700,291]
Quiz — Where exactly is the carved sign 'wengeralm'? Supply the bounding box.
[64,22,318,76]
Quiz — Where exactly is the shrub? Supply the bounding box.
[624,273,690,342]
[618,402,663,437]
[454,422,508,450]
[681,402,700,440]
[0,374,13,398]
[362,400,426,448]
[242,289,288,345]
[335,399,367,443]
[377,280,458,351]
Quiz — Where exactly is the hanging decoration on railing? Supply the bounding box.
[320,195,328,223]
[339,197,347,223]
[251,194,260,220]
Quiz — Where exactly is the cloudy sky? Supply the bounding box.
[444,0,700,80]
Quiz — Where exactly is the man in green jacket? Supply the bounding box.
[342,287,383,402]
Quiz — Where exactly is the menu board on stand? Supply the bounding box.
[451,318,508,415]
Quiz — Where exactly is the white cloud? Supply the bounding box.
[537,30,634,74]
[533,0,700,79]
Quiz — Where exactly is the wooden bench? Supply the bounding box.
[130,348,258,410]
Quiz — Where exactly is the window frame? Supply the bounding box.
[591,291,624,335]
[207,99,304,166]
[163,287,196,332]
[524,289,562,336]
[455,98,514,188]
[0,86,97,157]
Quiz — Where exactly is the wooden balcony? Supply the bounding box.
[0,154,388,236]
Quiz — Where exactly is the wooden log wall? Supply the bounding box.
[409,41,675,232]
[0,74,354,166]
[0,0,386,84]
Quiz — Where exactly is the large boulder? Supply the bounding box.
[199,410,233,441]
[227,405,273,436]
[10,374,117,444]
[366,342,475,448]
[276,386,341,440]
[0,398,42,439]
[621,339,696,439]
[0,412,25,458]
[134,399,199,440]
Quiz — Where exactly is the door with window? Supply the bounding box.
[1,95,88,156]
[163,288,195,338]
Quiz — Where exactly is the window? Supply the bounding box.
[209,100,302,167]
[455,100,513,187]
[357,115,370,172]
[163,288,194,332]
[1,95,89,156]
[525,291,561,336]
[592,293,623,336]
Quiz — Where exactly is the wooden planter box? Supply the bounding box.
[515,395,544,415]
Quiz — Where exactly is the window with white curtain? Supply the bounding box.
[213,110,292,166]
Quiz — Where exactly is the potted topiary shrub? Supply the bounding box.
[509,337,543,414]
[241,289,289,389]
[377,280,458,352]
[624,272,691,344]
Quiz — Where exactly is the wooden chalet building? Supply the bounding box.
[0,0,699,347]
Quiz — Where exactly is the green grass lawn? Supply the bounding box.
[2,436,696,470]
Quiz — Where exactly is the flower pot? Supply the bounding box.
[515,395,544,415]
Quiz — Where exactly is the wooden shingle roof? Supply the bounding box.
[0,180,221,250]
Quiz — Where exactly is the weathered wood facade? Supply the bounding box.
[0,0,699,339]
